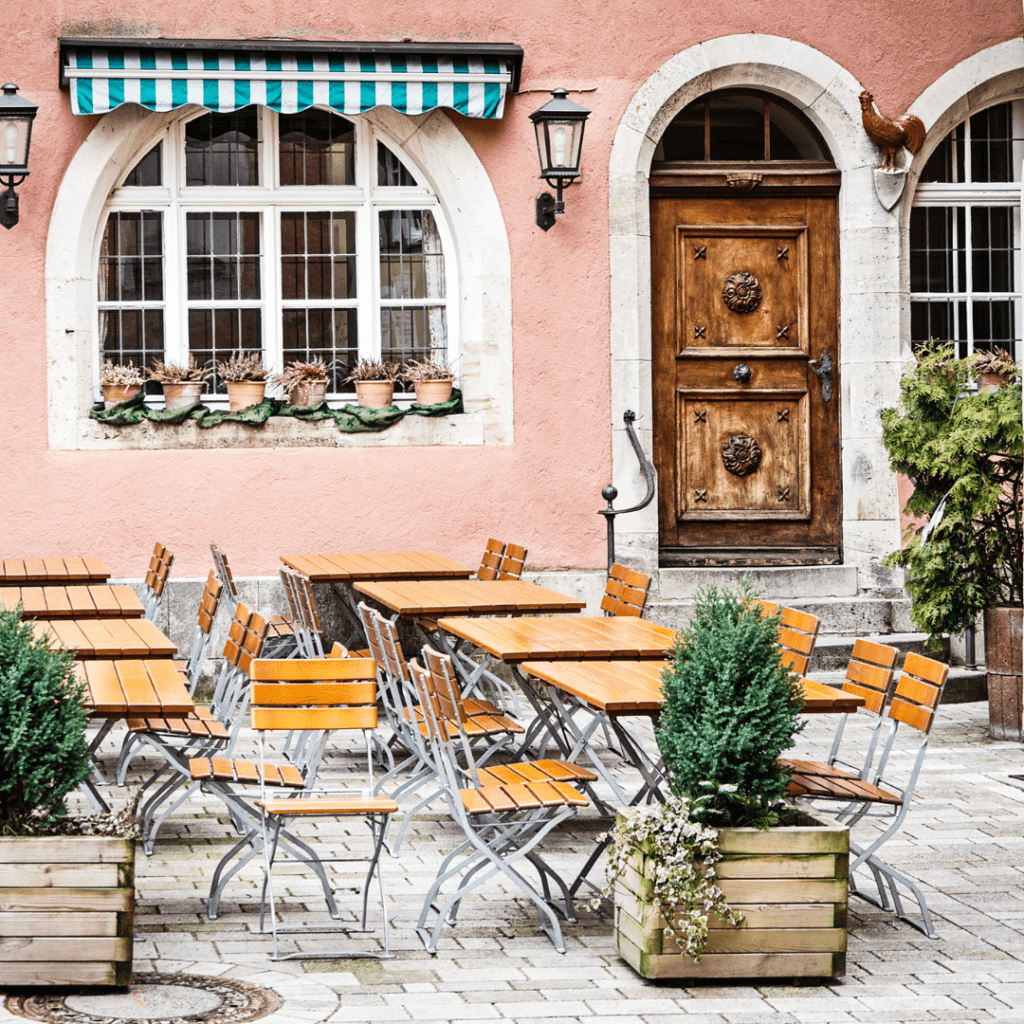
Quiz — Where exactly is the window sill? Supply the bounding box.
[76,410,486,449]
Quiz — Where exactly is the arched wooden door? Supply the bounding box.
[650,91,842,566]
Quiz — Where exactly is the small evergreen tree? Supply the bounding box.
[655,582,804,827]
[0,606,92,834]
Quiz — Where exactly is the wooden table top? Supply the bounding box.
[0,557,110,585]
[437,615,677,662]
[520,659,867,715]
[354,579,586,618]
[76,659,193,718]
[0,585,144,619]
[281,550,474,582]
[32,618,178,659]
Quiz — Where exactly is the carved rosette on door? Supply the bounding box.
[674,222,811,523]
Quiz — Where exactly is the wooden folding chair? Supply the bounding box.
[184,570,223,693]
[279,567,325,658]
[142,542,174,621]
[250,656,397,960]
[476,538,506,580]
[600,563,651,617]
[787,652,949,937]
[497,542,528,581]
[410,649,592,954]
[758,601,821,675]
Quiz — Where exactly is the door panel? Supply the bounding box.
[652,193,841,565]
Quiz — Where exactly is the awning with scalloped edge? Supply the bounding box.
[60,39,523,119]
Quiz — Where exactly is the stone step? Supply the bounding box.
[658,565,859,600]
[647,595,914,636]
[810,633,946,672]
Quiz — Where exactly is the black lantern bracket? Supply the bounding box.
[0,83,38,231]
[529,87,590,231]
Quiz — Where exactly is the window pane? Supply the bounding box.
[971,207,1016,293]
[123,143,162,187]
[768,101,825,161]
[99,308,165,393]
[98,212,164,302]
[186,212,262,301]
[707,94,765,161]
[379,210,445,299]
[188,308,262,393]
[909,207,966,293]
[279,111,355,186]
[381,306,447,380]
[280,211,356,301]
[970,103,1012,183]
[910,299,969,356]
[920,122,965,183]
[185,109,260,187]
[377,142,418,186]
[282,307,358,393]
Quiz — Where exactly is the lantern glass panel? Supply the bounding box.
[1,116,31,171]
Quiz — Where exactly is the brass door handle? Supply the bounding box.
[809,350,834,402]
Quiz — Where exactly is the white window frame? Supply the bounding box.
[910,99,1023,363]
[96,107,457,403]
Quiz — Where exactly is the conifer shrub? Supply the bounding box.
[655,582,805,827]
[0,606,93,835]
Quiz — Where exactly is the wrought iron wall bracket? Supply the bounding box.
[599,411,656,575]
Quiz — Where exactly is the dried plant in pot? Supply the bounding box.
[216,350,270,411]
[401,356,458,406]
[345,358,400,409]
[973,347,1019,392]
[149,356,211,410]
[98,360,146,406]
[606,583,849,981]
[271,357,330,408]
[0,606,138,986]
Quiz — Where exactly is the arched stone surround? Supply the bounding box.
[45,104,513,451]
[607,34,1023,593]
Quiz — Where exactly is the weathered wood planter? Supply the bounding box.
[614,811,849,980]
[0,835,135,987]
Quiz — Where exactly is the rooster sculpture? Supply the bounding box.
[859,91,926,170]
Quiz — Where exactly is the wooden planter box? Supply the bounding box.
[0,835,135,987]
[614,810,848,980]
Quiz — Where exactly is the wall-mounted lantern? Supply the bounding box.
[529,87,590,231]
[0,84,38,230]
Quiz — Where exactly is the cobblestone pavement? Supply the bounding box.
[3,700,1023,1024]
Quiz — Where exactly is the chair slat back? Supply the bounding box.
[600,563,651,617]
[210,542,239,598]
[197,570,223,634]
[409,656,479,792]
[222,603,253,663]
[497,543,528,581]
[249,660,379,734]
[757,601,821,676]
[423,646,472,726]
[477,538,506,581]
[843,638,899,716]
[886,652,949,735]
[144,543,173,596]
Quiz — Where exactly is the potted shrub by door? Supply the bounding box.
[270,357,330,408]
[607,584,850,981]
[881,344,1022,739]
[99,360,146,406]
[149,356,211,410]
[217,349,270,411]
[346,358,400,409]
[0,606,136,987]
[401,356,457,405]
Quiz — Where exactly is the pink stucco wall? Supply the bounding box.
[2,1,1021,576]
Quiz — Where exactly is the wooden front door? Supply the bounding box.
[652,191,841,565]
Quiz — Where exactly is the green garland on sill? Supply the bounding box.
[89,388,463,433]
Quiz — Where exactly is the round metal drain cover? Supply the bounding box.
[6,974,282,1024]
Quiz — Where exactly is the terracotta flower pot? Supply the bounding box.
[978,370,1012,392]
[226,380,267,412]
[985,605,1024,741]
[102,383,143,407]
[355,380,396,409]
[162,382,204,410]
[414,380,453,406]
[289,380,328,407]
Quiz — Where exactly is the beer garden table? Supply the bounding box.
[281,550,474,645]
[0,556,110,584]
[0,584,144,618]
[31,617,178,659]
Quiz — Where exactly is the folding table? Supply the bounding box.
[0,584,144,618]
[32,617,178,659]
[0,556,110,584]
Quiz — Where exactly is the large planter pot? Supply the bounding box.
[226,380,267,412]
[289,380,328,407]
[162,382,204,410]
[102,383,143,407]
[985,605,1024,741]
[614,810,848,980]
[0,835,135,987]
[414,379,453,405]
[355,379,396,409]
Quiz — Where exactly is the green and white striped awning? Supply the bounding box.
[60,39,522,119]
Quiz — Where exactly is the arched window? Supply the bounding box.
[653,89,831,164]
[910,99,1022,361]
[97,107,453,400]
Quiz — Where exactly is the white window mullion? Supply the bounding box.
[265,205,282,372]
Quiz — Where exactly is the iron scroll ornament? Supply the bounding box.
[809,349,834,402]
[722,272,762,313]
[721,434,763,476]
